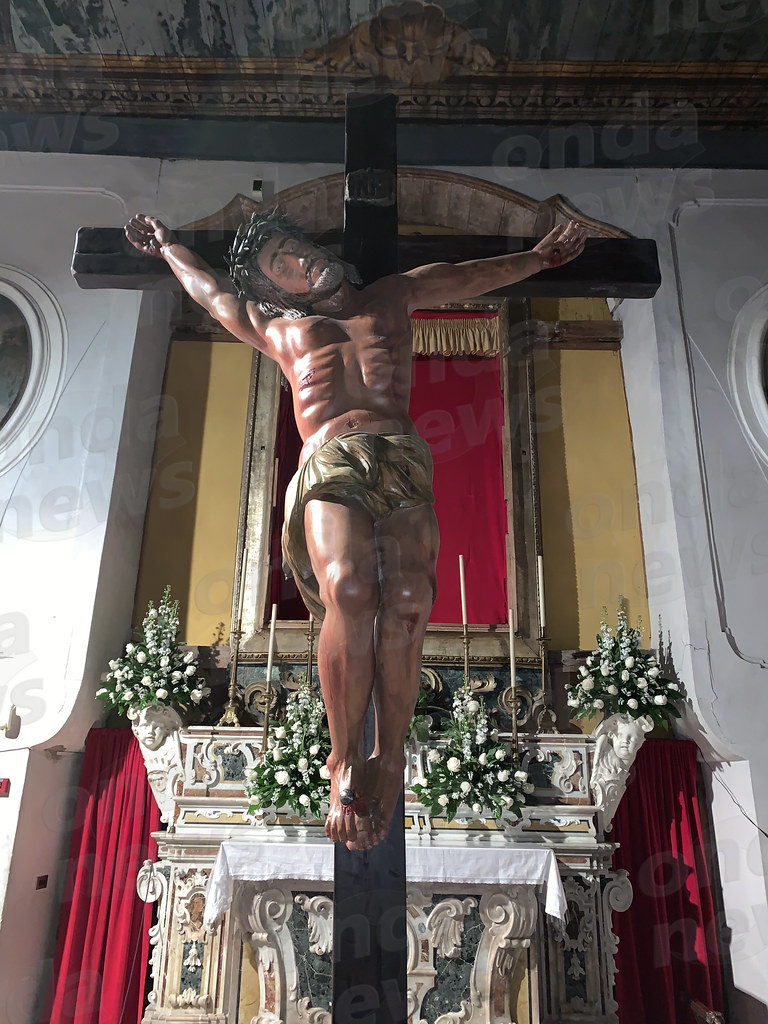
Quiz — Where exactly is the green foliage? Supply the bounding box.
[97,586,210,715]
[245,680,332,820]
[410,684,531,822]
[567,606,684,727]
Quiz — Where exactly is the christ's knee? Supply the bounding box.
[379,573,435,643]
[319,561,379,620]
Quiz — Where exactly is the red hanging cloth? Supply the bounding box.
[41,728,160,1024]
[410,354,507,625]
[612,739,724,1024]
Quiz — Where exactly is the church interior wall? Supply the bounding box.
[529,297,649,651]
[132,337,253,645]
[3,150,768,1018]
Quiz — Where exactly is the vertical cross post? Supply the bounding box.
[331,93,407,1024]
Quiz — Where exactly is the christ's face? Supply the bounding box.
[255,233,345,302]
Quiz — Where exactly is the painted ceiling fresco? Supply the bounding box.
[1,1,767,128]
[6,0,768,61]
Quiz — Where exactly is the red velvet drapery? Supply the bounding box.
[612,739,724,1024]
[272,353,508,626]
[410,355,507,625]
[41,728,160,1024]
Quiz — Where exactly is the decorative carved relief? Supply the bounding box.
[129,704,184,828]
[590,713,654,830]
[427,897,477,958]
[437,888,537,1024]
[296,1000,331,1024]
[136,860,170,1013]
[534,746,587,797]
[552,876,598,952]
[294,894,333,955]
[601,870,633,1019]
[302,1,495,83]
[237,887,297,1024]
[405,888,436,1023]
[175,868,210,942]
[168,989,213,1011]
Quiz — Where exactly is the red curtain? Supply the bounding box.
[41,728,160,1024]
[410,355,508,625]
[612,740,724,1023]
[272,384,307,620]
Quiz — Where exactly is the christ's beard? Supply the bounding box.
[306,258,346,302]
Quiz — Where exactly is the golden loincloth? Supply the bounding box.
[282,431,435,620]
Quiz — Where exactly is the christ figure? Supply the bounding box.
[125,209,585,850]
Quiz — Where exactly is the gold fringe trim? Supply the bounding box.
[411,316,500,357]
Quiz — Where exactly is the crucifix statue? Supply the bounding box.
[124,206,586,851]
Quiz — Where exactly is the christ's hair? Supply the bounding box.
[226,209,359,319]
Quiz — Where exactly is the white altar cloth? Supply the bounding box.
[204,838,566,926]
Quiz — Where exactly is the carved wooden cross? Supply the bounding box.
[72,93,660,1024]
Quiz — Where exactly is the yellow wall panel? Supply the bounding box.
[531,301,649,650]
[134,339,252,643]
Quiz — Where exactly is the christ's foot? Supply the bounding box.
[366,755,405,846]
[325,756,375,851]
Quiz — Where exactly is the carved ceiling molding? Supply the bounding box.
[1,54,767,129]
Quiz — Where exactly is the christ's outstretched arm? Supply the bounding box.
[401,220,586,311]
[125,214,272,350]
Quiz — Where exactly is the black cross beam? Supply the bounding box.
[331,93,407,1024]
[72,225,660,300]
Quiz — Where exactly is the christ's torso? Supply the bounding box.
[264,288,416,461]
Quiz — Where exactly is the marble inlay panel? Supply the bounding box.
[179,940,203,995]
[420,898,482,1024]
[288,890,332,1013]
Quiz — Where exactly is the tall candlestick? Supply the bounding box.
[458,554,468,626]
[261,603,278,753]
[537,554,546,633]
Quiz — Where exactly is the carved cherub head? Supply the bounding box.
[596,713,654,768]
[227,210,360,319]
[128,704,178,752]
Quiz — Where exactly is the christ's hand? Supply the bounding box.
[533,220,587,269]
[125,214,177,258]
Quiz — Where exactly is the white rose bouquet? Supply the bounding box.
[566,606,683,727]
[97,586,210,715]
[245,679,332,819]
[411,684,531,822]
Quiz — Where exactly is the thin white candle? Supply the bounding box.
[265,603,278,688]
[458,554,468,626]
[537,554,546,632]
[261,603,279,752]
[308,612,314,628]
[508,607,516,684]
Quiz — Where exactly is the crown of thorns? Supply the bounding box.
[226,209,308,278]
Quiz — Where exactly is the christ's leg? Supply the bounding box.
[304,498,379,850]
[368,504,439,842]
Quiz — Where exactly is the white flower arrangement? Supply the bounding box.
[411,684,531,822]
[566,606,684,728]
[245,679,332,820]
[96,586,210,715]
